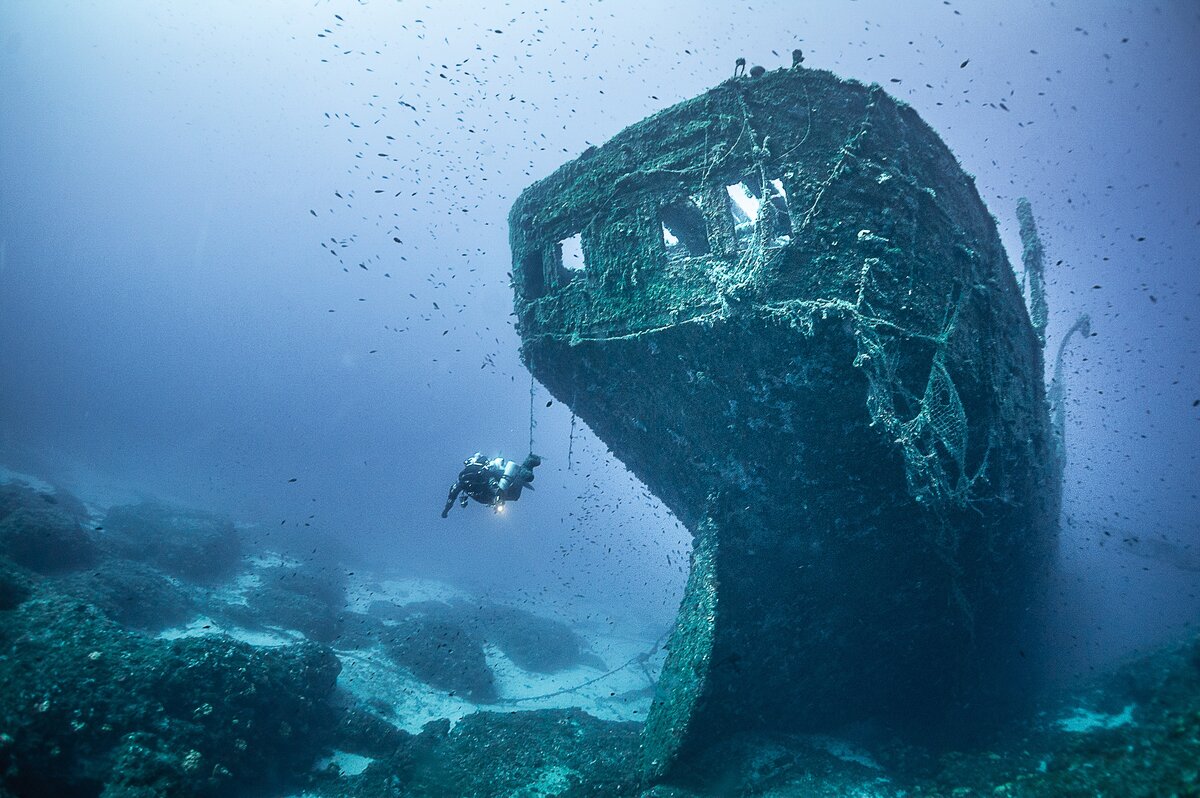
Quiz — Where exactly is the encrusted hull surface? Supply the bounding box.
[510,67,1059,781]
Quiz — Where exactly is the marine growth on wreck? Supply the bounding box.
[4,3,1196,794]
[510,64,1061,779]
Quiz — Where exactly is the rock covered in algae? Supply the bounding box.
[99,502,243,585]
[629,633,1200,797]
[0,587,340,796]
[0,482,98,574]
[53,557,196,632]
[509,66,1059,779]
[895,632,1200,797]
[332,709,643,797]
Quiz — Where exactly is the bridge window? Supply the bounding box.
[558,233,586,272]
[660,196,710,257]
[522,250,545,299]
[726,179,792,245]
[726,182,761,231]
[766,179,792,244]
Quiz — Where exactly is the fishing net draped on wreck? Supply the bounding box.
[508,67,1059,781]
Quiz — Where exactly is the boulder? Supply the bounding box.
[474,602,595,673]
[0,499,97,574]
[53,558,194,632]
[100,502,241,584]
[0,591,340,797]
[380,610,497,703]
[370,597,596,673]
[237,563,350,644]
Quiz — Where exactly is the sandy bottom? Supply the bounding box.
[155,556,666,734]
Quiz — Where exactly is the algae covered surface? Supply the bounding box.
[1,13,1196,797]
[511,65,1058,777]
[0,478,653,797]
[2,474,1198,796]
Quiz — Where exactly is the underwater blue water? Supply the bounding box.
[0,1,1197,795]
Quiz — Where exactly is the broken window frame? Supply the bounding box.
[557,232,587,274]
[726,177,794,249]
[659,195,712,260]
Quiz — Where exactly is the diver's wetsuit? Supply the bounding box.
[442,457,492,517]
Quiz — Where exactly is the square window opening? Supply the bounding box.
[521,250,545,299]
[770,179,787,198]
[767,179,793,244]
[660,196,710,257]
[726,182,762,230]
[559,233,586,272]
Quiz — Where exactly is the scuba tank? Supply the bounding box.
[497,459,523,496]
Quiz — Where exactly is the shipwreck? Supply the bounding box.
[508,66,1060,782]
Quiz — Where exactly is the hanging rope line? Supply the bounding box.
[567,387,578,471]
[567,410,577,471]
[528,369,536,454]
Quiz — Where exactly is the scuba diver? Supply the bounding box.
[441,452,542,517]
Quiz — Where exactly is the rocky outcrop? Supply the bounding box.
[0,591,340,797]
[510,66,1060,779]
[100,502,242,584]
[0,484,399,797]
[234,562,352,645]
[379,607,499,703]
[0,482,97,573]
[325,709,643,797]
[54,558,195,632]
[368,598,600,675]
